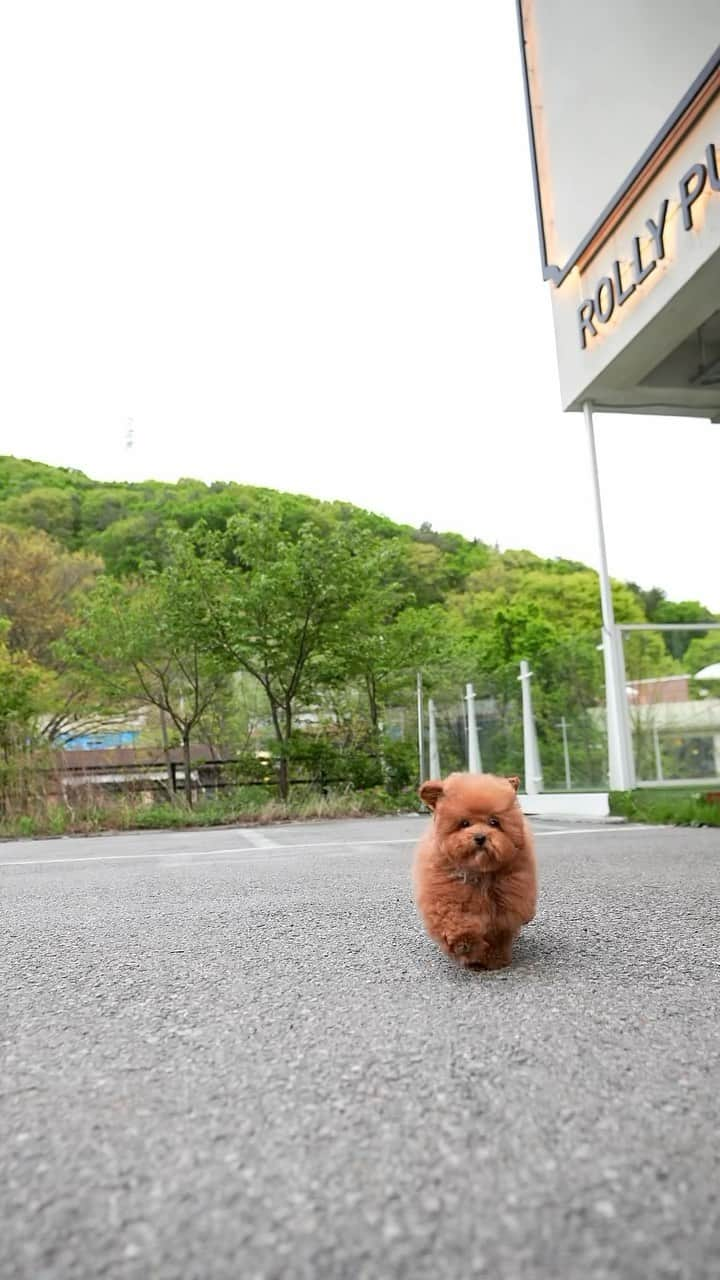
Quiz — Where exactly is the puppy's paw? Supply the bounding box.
[481,937,514,970]
[443,932,483,966]
[451,938,471,957]
[481,952,512,971]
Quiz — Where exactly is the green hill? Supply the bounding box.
[0,454,715,633]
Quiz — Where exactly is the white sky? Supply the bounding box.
[1,2,718,610]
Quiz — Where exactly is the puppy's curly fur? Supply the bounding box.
[413,772,537,970]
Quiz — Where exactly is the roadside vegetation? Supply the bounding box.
[609,789,720,828]
[1,454,719,837]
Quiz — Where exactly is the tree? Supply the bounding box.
[0,524,101,664]
[0,524,106,743]
[346,603,456,731]
[0,487,78,544]
[0,621,51,815]
[685,630,720,678]
[398,541,456,605]
[187,505,396,798]
[458,562,647,636]
[61,570,231,805]
[89,512,170,576]
[650,599,715,659]
[0,622,47,759]
[627,583,666,619]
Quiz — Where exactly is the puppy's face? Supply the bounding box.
[419,772,525,871]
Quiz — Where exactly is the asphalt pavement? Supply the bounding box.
[2,814,719,1280]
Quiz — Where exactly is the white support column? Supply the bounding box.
[465,683,483,773]
[583,402,636,792]
[428,699,441,779]
[518,660,543,794]
[416,671,425,783]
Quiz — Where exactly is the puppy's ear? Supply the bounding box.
[419,780,444,809]
[506,775,521,793]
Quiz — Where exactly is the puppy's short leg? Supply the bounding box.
[480,931,515,970]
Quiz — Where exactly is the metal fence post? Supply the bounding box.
[465,683,483,773]
[518,660,543,794]
[428,698,441,779]
[416,672,425,783]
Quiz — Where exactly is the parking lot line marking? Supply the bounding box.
[0,824,666,868]
[233,828,278,849]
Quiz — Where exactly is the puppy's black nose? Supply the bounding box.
[473,833,486,848]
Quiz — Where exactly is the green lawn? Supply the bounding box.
[610,787,720,827]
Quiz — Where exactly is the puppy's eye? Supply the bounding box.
[458,819,471,829]
[488,816,501,829]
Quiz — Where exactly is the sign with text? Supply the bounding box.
[577,142,720,349]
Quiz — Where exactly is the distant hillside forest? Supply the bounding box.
[1,453,718,801]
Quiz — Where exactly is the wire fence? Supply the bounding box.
[620,624,720,786]
[405,633,611,792]
[411,626,720,793]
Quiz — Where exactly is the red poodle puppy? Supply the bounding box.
[413,772,537,970]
